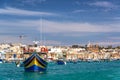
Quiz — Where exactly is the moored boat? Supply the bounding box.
[15,60,20,67]
[15,60,24,67]
[0,59,3,63]
[56,59,66,65]
[23,52,47,72]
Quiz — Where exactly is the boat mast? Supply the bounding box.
[40,16,43,46]
[40,16,46,46]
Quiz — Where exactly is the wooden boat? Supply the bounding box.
[23,52,47,72]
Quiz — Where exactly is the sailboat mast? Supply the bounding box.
[40,16,43,46]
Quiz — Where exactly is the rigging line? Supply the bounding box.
[40,16,46,46]
[40,16,43,46]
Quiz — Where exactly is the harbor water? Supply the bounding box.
[0,61,120,80]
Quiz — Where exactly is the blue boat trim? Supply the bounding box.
[23,53,35,65]
[25,65,46,72]
[36,55,47,66]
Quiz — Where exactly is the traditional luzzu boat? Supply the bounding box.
[23,45,48,72]
[23,52,48,72]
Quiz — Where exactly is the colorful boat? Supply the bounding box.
[23,53,47,72]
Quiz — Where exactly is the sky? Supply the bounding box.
[0,0,120,46]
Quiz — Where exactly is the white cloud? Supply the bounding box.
[72,10,86,13]
[89,1,117,8]
[20,0,46,5]
[41,20,120,33]
[0,7,56,16]
[0,19,120,45]
[0,19,120,34]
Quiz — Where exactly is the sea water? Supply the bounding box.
[0,61,120,80]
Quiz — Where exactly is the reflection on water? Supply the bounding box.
[23,72,46,80]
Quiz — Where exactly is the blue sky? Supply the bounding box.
[0,0,120,46]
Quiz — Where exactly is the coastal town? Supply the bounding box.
[0,0,120,80]
[0,42,120,63]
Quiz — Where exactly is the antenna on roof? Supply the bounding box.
[19,35,25,44]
